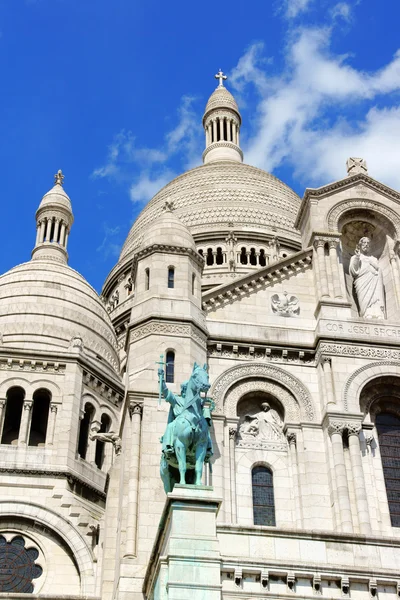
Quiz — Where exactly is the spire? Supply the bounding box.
[202,71,243,165]
[31,170,74,264]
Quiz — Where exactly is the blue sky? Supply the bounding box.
[1,0,400,291]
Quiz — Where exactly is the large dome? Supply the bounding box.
[119,161,302,262]
[0,259,119,373]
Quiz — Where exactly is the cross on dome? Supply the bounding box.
[54,169,65,186]
[215,69,227,87]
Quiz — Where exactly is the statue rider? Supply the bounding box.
[158,367,213,463]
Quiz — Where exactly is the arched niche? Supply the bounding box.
[333,204,398,319]
[359,375,400,420]
[211,363,314,421]
[236,389,287,452]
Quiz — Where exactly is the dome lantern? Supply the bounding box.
[31,170,74,264]
[202,70,243,165]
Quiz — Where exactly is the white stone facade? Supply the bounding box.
[1,79,400,600]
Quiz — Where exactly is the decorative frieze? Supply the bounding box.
[82,370,123,406]
[0,357,65,373]
[208,342,314,365]
[130,321,207,347]
[318,341,400,362]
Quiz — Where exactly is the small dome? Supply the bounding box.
[204,86,240,118]
[0,259,119,374]
[37,183,72,213]
[141,209,196,252]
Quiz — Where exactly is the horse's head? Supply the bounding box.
[190,362,210,394]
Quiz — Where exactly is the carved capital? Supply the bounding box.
[0,399,6,409]
[321,355,332,367]
[327,421,345,437]
[129,401,143,418]
[314,238,326,249]
[229,427,237,440]
[50,404,58,414]
[23,400,33,412]
[328,239,339,249]
[347,424,361,437]
[287,432,297,446]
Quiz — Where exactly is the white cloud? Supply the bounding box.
[96,224,122,259]
[330,2,352,22]
[93,95,202,203]
[285,0,313,19]
[230,26,400,189]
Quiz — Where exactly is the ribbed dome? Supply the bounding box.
[141,210,196,251]
[204,86,239,117]
[0,259,119,373]
[119,161,301,262]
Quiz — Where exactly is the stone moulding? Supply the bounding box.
[343,361,400,412]
[327,198,400,237]
[210,362,315,421]
[129,320,208,348]
[202,248,312,312]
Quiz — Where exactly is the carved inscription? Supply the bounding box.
[324,321,400,339]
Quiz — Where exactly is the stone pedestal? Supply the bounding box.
[144,485,222,600]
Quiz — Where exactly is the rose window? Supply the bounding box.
[0,535,42,592]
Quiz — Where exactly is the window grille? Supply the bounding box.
[166,351,175,383]
[252,465,276,526]
[376,412,400,527]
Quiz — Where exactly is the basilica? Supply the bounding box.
[0,72,400,600]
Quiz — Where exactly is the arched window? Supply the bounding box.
[166,350,175,383]
[216,247,224,265]
[250,248,257,265]
[28,388,50,446]
[376,412,400,527]
[192,273,196,295]
[77,402,95,460]
[168,267,175,289]
[259,249,266,267]
[252,465,276,526]
[1,387,25,445]
[95,413,111,469]
[206,248,214,266]
[145,268,150,291]
[240,247,248,265]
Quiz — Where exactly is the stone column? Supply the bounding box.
[53,219,61,244]
[0,399,6,441]
[227,119,232,141]
[237,126,240,146]
[18,400,33,446]
[35,223,41,246]
[287,432,302,527]
[39,220,46,243]
[212,119,217,143]
[314,239,329,298]
[46,404,58,446]
[229,427,237,524]
[321,357,336,406]
[60,222,66,246]
[87,420,101,464]
[44,218,52,242]
[329,239,343,298]
[124,400,143,558]
[328,421,353,532]
[348,425,371,534]
[219,117,224,140]
[64,230,69,250]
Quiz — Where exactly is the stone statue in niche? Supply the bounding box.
[271,291,300,316]
[349,237,385,320]
[238,402,285,449]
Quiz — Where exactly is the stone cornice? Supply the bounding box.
[295,173,400,229]
[202,248,312,311]
[135,243,204,268]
